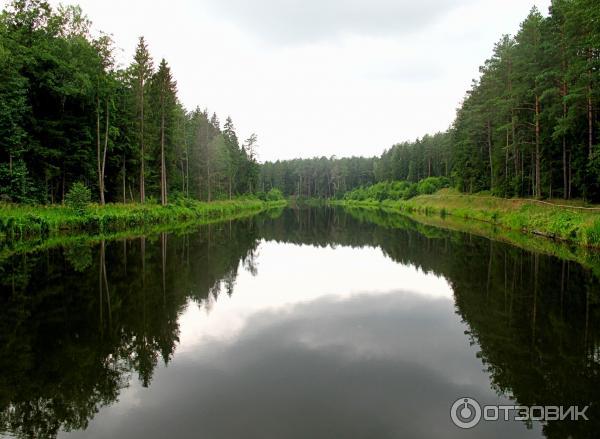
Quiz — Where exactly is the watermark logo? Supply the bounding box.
[450,398,482,429]
[450,397,589,429]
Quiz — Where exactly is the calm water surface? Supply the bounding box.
[0,207,598,438]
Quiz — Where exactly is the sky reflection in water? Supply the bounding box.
[61,240,541,439]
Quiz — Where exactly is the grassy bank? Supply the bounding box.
[334,189,600,248]
[0,198,287,242]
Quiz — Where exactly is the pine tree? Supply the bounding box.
[150,58,177,206]
[131,36,153,203]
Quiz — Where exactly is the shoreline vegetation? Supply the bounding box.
[0,198,287,244]
[340,204,600,301]
[333,188,600,249]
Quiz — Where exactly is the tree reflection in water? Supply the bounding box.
[0,207,598,438]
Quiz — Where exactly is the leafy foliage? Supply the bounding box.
[261,1,600,202]
[64,182,91,214]
[0,0,260,206]
[343,177,449,202]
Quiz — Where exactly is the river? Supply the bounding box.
[0,207,598,438]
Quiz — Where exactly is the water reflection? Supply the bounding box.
[0,207,598,438]
[65,292,532,439]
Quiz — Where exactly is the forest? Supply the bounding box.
[0,0,599,205]
[260,1,600,201]
[0,0,260,205]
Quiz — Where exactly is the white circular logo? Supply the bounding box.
[451,397,482,429]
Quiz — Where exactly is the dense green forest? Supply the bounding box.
[261,1,600,201]
[0,0,260,205]
[1,1,599,205]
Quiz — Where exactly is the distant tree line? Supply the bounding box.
[0,0,259,204]
[261,1,600,201]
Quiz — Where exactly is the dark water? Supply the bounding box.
[0,207,598,439]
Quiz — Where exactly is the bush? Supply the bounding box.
[65,182,91,214]
[266,188,284,201]
[402,183,418,200]
[417,177,450,195]
[342,178,450,202]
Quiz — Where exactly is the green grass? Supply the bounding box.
[0,198,287,242]
[333,188,600,248]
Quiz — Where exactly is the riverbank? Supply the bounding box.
[334,189,600,248]
[0,198,287,242]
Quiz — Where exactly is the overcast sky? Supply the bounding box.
[46,0,551,161]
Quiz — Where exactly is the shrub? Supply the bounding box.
[417,177,450,195]
[65,182,91,214]
[342,177,449,202]
[402,184,418,200]
[266,188,284,201]
[584,219,600,247]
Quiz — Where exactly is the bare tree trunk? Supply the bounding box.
[160,98,167,206]
[101,100,109,203]
[563,136,567,200]
[140,76,146,204]
[568,150,572,199]
[513,116,518,187]
[487,118,493,191]
[97,98,110,205]
[508,56,518,191]
[535,95,541,198]
[588,73,593,159]
[96,97,104,205]
[561,38,569,199]
[505,128,509,185]
[122,154,126,203]
[185,143,189,198]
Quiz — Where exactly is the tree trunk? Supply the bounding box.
[160,101,167,206]
[96,97,104,205]
[561,35,569,199]
[505,128,509,187]
[568,150,572,199]
[140,76,145,204]
[207,158,211,202]
[562,79,568,199]
[122,156,126,203]
[102,99,109,203]
[487,118,493,191]
[535,95,541,198]
[186,145,189,198]
[563,135,567,199]
[96,98,110,205]
[588,74,593,159]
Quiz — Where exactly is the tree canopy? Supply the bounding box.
[260,1,600,201]
[0,0,259,204]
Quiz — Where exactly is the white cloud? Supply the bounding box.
[201,0,471,44]
[45,0,551,161]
